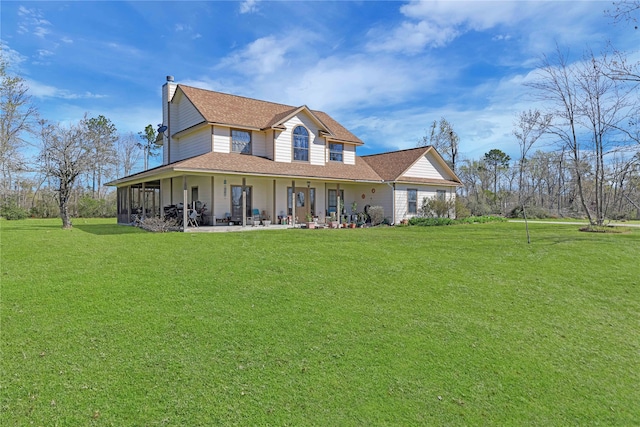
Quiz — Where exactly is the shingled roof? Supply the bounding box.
[110,151,382,184]
[178,85,363,144]
[361,146,462,185]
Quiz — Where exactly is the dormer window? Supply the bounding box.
[329,143,343,162]
[232,129,251,154]
[293,126,309,161]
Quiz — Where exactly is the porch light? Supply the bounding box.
[307,181,310,188]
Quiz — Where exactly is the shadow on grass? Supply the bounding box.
[73,223,144,235]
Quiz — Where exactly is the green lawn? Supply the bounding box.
[1,218,639,426]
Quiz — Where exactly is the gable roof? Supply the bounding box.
[178,85,363,145]
[361,146,462,185]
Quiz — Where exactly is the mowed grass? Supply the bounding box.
[1,219,639,426]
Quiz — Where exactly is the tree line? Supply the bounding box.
[423,47,640,224]
[0,56,161,227]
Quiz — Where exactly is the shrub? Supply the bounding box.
[30,201,59,218]
[455,198,471,218]
[368,206,384,226]
[408,217,454,226]
[465,199,492,216]
[77,196,116,218]
[408,215,506,227]
[420,196,455,218]
[508,205,551,219]
[1,203,29,220]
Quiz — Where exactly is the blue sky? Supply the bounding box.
[1,0,638,167]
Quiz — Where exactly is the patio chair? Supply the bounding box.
[250,208,261,226]
[187,209,199,227]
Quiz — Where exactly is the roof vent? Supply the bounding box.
[166,75,174,82]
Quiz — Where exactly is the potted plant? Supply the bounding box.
[305,213,315,229]
[329,212,339,229]
[357,211,367,227]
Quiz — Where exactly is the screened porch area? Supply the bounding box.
[116,181,161,224]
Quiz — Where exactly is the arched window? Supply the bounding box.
[293,126,309,161]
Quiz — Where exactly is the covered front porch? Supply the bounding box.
[115,172,389,230]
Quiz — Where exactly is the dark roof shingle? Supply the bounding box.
[179,85,362,144]
[172,152,383,182]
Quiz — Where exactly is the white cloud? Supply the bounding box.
[17,5,52,38]
[26,79,108,100]
[217,32,313,76]
[33,26,51,39]
[175,24,203,40]
[279,54,439,112]
[367,0,522,54]
[0,40,28,71]
[239,0,260,14]
[36,49,54,58]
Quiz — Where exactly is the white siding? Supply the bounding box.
[172,129,211,161]
[252,132,267,158]
[208,175,278,222]
[265,130,275,160]
[343,144,356,165]
[174,91,204,132]
[394,184,455,221]
[274,130,291,162]
[325,184,391,221]
[275,112,324,165]
[213,126,230,153]
[404,153,451,180]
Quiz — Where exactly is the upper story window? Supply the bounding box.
[329,143,343,162]
[232,129,251,154]
[293,126,309,161]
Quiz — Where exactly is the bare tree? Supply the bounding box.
[527,47,638,225]
[527,48,597,224]
[117,132,142,177]
[418,118,460,172]
[0,55,38,202]
[604,2,640,82]
[513,110,552,204]
[37,118,95,228]
[577,52,637,224]
[606,0,640,28]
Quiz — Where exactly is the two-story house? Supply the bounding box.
[109,76,462,228]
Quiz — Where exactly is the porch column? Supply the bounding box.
[160,180,164,219]
[141,182,146,219]
[126,185,131,222]
[182,175,188,231]
[337,183,341,222]
[291,180,296,226]
[242,177,247,227]
[210,176,215,225]
[272,179,276,223]
[170,178,174,205]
